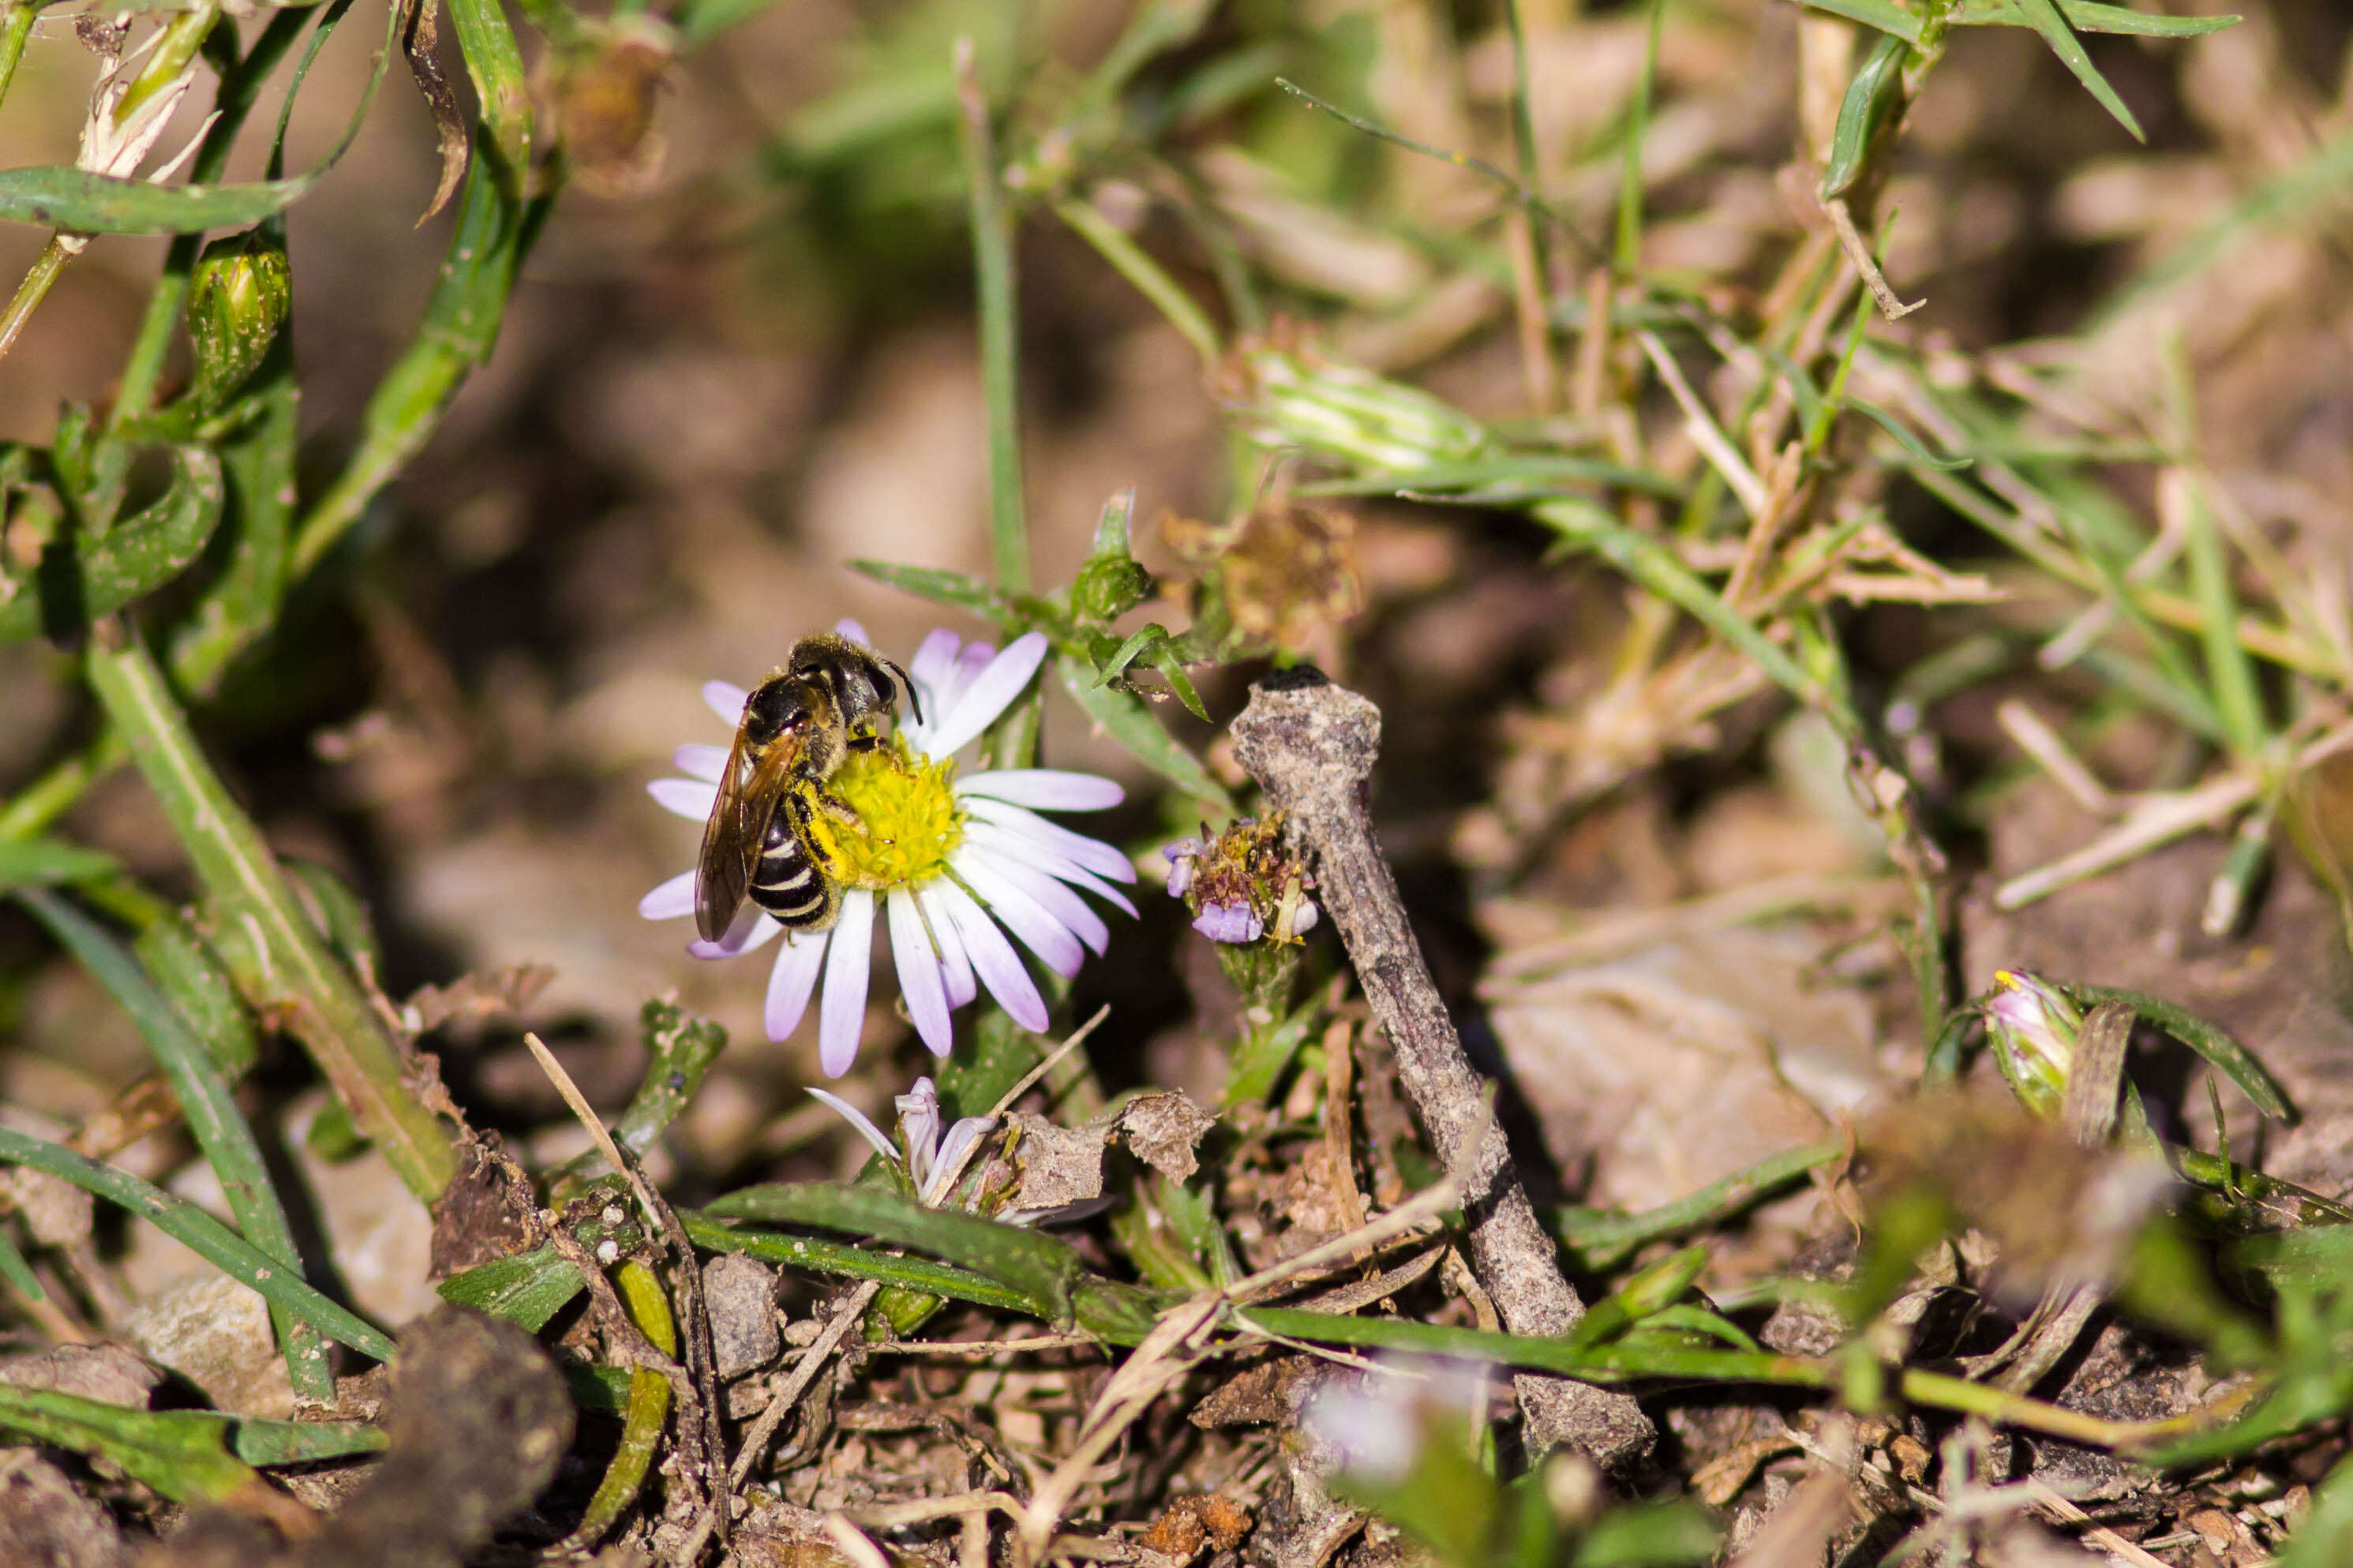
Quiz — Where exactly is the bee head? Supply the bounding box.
[744,675,822,745]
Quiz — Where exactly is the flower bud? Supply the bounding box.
[1073,554,1152,621]
[1161,816,1320,945]
[188,230,290,411]
[1984,970,2080,1121]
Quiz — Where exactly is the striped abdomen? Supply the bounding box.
[750,799,838,930]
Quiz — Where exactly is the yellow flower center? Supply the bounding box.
[808,734,963,891]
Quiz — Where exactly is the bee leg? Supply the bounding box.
[816,792,869,835]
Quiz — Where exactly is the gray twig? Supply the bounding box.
[1231,669,1655,1468]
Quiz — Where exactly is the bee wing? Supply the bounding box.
[695,731,802,941]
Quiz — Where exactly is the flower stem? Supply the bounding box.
[0,237,73,369]
[85,637,458,1201]
[954,37,1029,594]
[0,2,38,116]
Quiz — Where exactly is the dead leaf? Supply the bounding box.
[1117,1091,1216,1183]
[1007,1113,1107,1215]
[400,963,555,1032]
[399,0,468,223]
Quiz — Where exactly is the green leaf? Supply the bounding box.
[1298,455,1682,501]
[2006,0,2146,140]
[17,889,332,1401]
[0,837,118,888]
[0,446,224,645]
[2064,982,2292,1121]
[1822,32,1911,200]
[436,1244,587,1333]
[1559,1140,1842,1270]
[684,1212,1036,1313]
[0,1124,395,1362]
[701,1181,1084,1324]
[0,1384,259,1502]
[1572,1499,1721,1566]
[1957,0,2237,37]
[1058,653,1232,809]
[1797,0,1924,45]
[135,911,259,1076]
[0,169,316,236]
[849,559,1026,625]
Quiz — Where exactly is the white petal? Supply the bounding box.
[649,777,718,821]
[956,769,1123,812]
[920,633,1047,758]
[703,680,748,724]
[639,870,697,921]
[916,883,977,1008]
[963,820,1139,915]
[691,904,783,959]
[933,879,1048,1031]
[888,888,953,1059]
[818,890,876,1077]
[961,796,1136,881]
[965,845,1108,956]
[764,928,826,1038]
[901,630,965,747]
[835,618,871,644]
[674,743,730,782]
[953,853,1085,975]
[807,1087,897,1166]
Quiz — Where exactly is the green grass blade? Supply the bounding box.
[2064,982,2291,1121]
[2005,0,2145,140]
[1615,0,1667,275]
[1559,1140,1844,1269]
[17,889,332,1401]
[444,0,532,174]
[0,1125,393,1360]
[0,1385,260,1502]
[684,1212,1035,1312]
[1959,0,2237,37]
[703,1181,1084,1323]
[436,1243,586,1332]
[86,642,457,1200]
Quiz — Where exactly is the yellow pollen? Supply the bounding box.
[809,735,962,891]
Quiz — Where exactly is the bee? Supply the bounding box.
[695,634,921,941]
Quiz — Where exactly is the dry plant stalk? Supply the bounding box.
[1231,669,1655,1468]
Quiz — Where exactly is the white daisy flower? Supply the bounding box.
[639,623,1135,1077]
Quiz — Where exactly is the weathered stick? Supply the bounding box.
[1231,668,1655,1469]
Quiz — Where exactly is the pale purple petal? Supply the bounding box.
[703,680,748,724]
[896,1077,942,1186]
[1194,902,1262,943]
[673,743,730,782]
[916,884,977,1008]
[1288,899,1320,934]
[691,904,783,959]
[961,796,1137,882]
[962,821,1139,915]
[764,928,826,1038]
[952,854,1085,976]
[639,870,698,921]
[924,1115,996,1206]
[887,889,954,1059]
[807,1087,897,1166]
[919,633,1048,758]
[834,618,871,644]
[956,769,1124,811]
[649,777,719,821]
[818,891,876,1077]
[964,845,1109,955]
[933,879,1048,1031]
[908,629,964,707]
